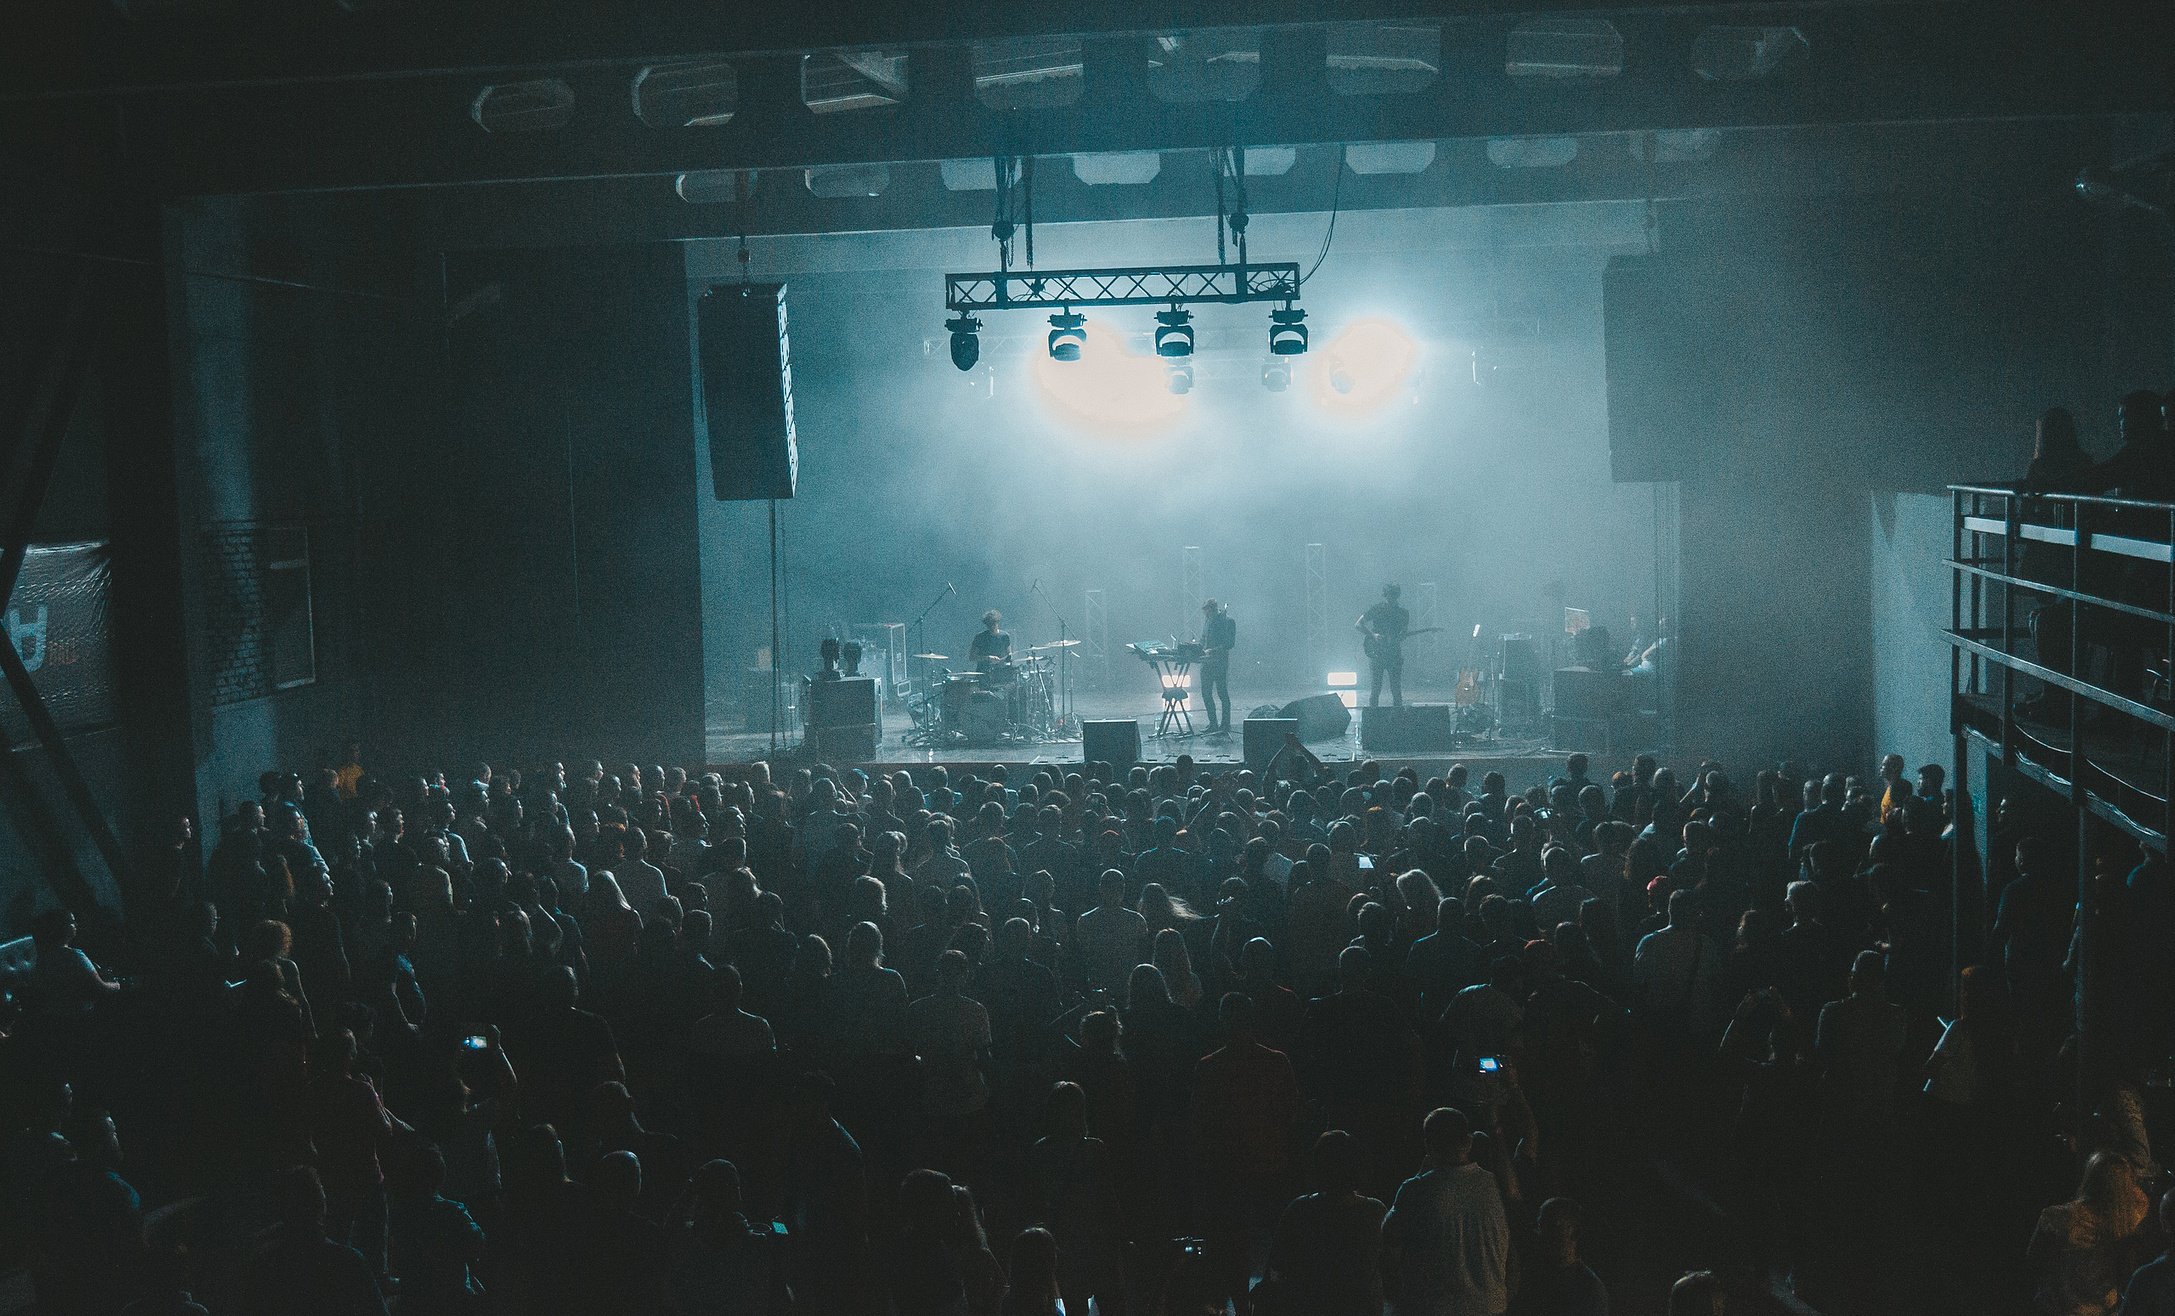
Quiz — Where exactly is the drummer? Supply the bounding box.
[969,609,1013,675]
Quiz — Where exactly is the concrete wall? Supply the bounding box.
[164,197,427,826]
[1869,492,1958,774]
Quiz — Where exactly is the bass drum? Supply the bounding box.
[941,674,981,726]
[963,691,1009,741]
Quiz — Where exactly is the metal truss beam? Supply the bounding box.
[948,263,1301,312]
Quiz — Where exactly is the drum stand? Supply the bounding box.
[1029,579,1077,735]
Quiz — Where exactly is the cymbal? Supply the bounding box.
[1030,639,1083,650]
[912,652,950,661]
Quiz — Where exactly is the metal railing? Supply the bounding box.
[1946,484,2174,850]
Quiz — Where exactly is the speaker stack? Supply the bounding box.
[696,283,798,502]
[1359,704,1457,753]
[805,677,879,761]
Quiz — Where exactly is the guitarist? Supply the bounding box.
[1356,584,1412,708]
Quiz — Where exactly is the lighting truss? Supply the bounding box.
[946,262,1303,312]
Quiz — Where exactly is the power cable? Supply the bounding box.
[1299,145,1345,287]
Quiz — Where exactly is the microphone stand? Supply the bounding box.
[1031,579,1076,733]
[911,584,955,695]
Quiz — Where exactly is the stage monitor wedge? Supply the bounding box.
[696,282,797,501]
[1278,693,1352,743]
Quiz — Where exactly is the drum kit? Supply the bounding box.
[904,639,1079,746]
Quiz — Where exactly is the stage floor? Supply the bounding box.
[708,681,1567,779]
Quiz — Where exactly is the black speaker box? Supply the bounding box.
[806,676,878,729]
[1082,719,1140,769]
[1242,718,1298,772]
[1277,693,1352,743]
[696,283,798,501]
[1359,704,1455,752]
[811,723,878,761]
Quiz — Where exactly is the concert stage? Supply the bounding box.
[708,681,1581,784]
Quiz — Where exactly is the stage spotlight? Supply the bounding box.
[1153,307,1194,359]
[1261,359,1291,392]
[945,311,981,371]
[1330,368,1355,394]
[1047,310,1087,361]
[1165,361,1194,394]
[1269,305,1309,356]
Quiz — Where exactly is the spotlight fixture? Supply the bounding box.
[1268,304,1309,356]
[1261,359,1291,392]
[1047,310,1087,361]
[1153,307,1194,359]
[945,311,981,371]
[1165,361,1194,395]
[1330,367,1355,395]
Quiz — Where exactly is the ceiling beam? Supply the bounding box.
[94,6,2175,200]
[216,118,2109,257]
[7,0,1951,103]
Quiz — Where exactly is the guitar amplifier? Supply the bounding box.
[1359,704,1456,752]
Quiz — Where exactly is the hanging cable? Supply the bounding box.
[1213,151,1229,266]
[734,170,754,285]
[1230,145,1251,267]
[1022,154,1036,268]
[992,155,1015,272]
[1299,145,1345,286]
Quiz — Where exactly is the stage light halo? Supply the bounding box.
[1030,318,1190,434]
[1311,316,1420,414]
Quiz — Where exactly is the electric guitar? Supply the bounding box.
[1357,624,1443,663]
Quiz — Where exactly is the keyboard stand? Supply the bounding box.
[1149,655,1195,738]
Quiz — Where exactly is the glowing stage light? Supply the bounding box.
[1165,362,1194,394]
[1031,319,1190,433]
[1326,671,1358,687]
[945,311,981,371]
[1261,359,1292,392]
[1047,310,1087,361]
[1311,316,1420,414]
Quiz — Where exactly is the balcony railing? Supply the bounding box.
[1946,484,2174,849]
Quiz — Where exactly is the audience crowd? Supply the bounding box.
[1,738,2168,1315]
